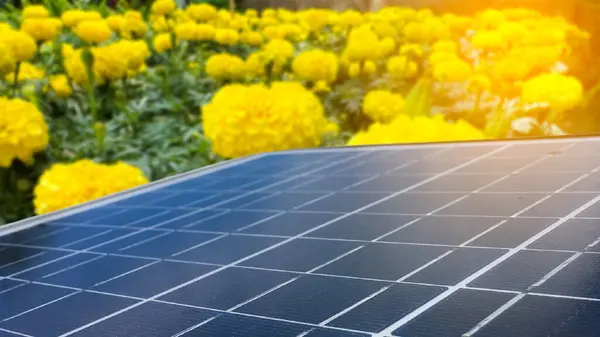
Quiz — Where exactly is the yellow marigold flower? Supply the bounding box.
[74,20,112,43]
[93,45,129,82]
[262,25,285,40]
[0,97,49,167]
[442,13,472,32]
[187,3,217,21]
[493,57,532,82]
[217,9,232,23]
[262,38,295,69]
[66,41,145,85]
[372,21,397,39]
[399,43,423,57]
[472,30,506,51]
[61,10,102,28]
[348,62,360,78]
[106,15,125,32]
[432,40,458,54]
[120,15,147,39]
[345,25,380,61]
[196,24,216,41]
[433,59,472,82]
[62,43,75,58]
[0,29,37,62]
[403,22,429,43]
[64,50,88,86]
[498,22,528,45]
[379,37,396,57]
[171,9,189,23]
[292,49,339,84]
[205,53,247,80]
[151,0,176,16]
[532,45,564,69]
[280,23,302,41]
[215,28,240,45]
[338,10,363,29]
[151,15,170,32]
[427,18,452,41]
[229,16,248,30]
[387,55,418,78]
[121,40,150,71]
[468,73,491,93]
[33,160,149,215]
[0,42,15,75]
[312,80,331,93]
[203,81,329,158]
[267,23,303,41]
[0,23,13,31]
[417,8,435,19]
[245,52,267,77]
[298,9,331,32]
[175,22,197,40]
[127,63,147,78]
[325,121,340,135]
[258,16,278,28]
[81,11,103,22]
[21,18,61,42]
[6,62,44,82]
[153,33,172,52]
[50,74,72,97]
[348,114,486,146]
[521,73,583,112]
[277,8,296,22]
[245,9,258,18]
[363,90,405,123]
[525,28,566,47]
[241,30,264,46]
[262,8,277,18]
[363,60,377,75]
[478,9,506,29]
[124,10,143,20]
[23,5,49,19]
[61,10,82,28]
[429,51,459,65]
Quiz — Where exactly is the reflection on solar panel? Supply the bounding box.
[3,138,600,336]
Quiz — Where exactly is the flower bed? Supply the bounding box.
[0,0,597,223]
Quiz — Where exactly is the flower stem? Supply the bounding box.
[81,47,98,121]
[11,62,21,97]
[87,84,98,121]
[0,168,5,196]
[484,96,509,137]
[474,90,482,115]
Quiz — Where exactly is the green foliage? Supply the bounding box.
[0,156,48,225]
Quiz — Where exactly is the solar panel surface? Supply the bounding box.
[2,138,600,336]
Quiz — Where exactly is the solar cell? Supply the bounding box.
[3,137,600,336]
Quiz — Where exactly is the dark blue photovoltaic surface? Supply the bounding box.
[326,283,445,332]
[394,289,514,337]
[473,295,600,337]
[71,302,216,337]
[0,292,138,336]
[3,139,600,336]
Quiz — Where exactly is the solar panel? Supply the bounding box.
[2,137,600,336]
